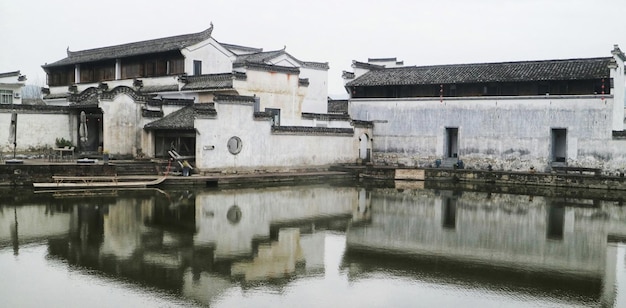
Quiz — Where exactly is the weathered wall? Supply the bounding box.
[99,93,143,155]
[350,95,626,172]
[234,69,306,126]
[300,66,328,114]
[194,100,358,172]
[183,39,233,75]
[0,109,71,153]
[0,164,116,186]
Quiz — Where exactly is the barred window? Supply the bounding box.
[0,90,13,104]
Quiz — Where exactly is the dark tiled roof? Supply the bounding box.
[0,104,69,112]
[233,50,286,65]
[235,62,300,74]
[253,111,273,119]
[181,73,234,91]
[43,93,70,99]
[68,87,99,107]
[352,61,384,70]
[0,71,20,78]
[352,120,374,128]
[301,112,350,121]
[234,50,329,70]
[144,104,216,130]
[214,94,256,103]
[271,126,354,136]
[220,42,263,54]
[346,57,613,87]
[146,98,195,107]
[327,99,348,114]
[302,61,329,70]
[139,85,179,93]
[43,27,214,68]
[233,49,285,66]
[22,98,46,106]
[142,109,164,118]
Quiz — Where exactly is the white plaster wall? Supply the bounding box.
[350,96,624,171]
[0,111,71,152]
[183,39,233,75]
[234,70,305,126]
[99,93,143,155]
[353,66,371,79]
[195,102,357,171]
[47,86,68,96]
[300,66,328,114]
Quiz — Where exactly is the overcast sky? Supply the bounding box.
[1,0,625,96]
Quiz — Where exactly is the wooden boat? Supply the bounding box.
[33,175,167,189]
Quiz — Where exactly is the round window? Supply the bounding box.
[227,136,242,155]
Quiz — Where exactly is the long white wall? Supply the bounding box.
[0,110,71,153]
[350,95,626,172]
[195,100,357,172]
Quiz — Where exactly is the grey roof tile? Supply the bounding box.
[181,73,234,91]
[139,85,180,93]
[234,50,286,65]
[346,57,613,87]
[220,42,263,54]
[43,27,214,68]
[144,103,216,130]
[0,71,20,78]
[234,50,329,70]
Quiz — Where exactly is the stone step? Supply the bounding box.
[440,158,460,169]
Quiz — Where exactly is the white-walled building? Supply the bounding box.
[28,25,359,170]
[0,71,26,105]
[345,46,626,173]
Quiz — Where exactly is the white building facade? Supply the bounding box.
[33,25,359,171]
[345,47,626,173]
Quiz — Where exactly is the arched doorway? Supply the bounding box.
[359,133,371,163]
[76,108,103,153]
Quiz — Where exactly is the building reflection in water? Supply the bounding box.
[1,184,625,307]
[344,187,626,307]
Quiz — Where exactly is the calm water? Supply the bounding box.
[1,183,625,308]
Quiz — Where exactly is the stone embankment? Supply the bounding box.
[334,165,626,191]
[4,160,626,191]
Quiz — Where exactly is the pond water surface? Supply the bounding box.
[1,183,625,307]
